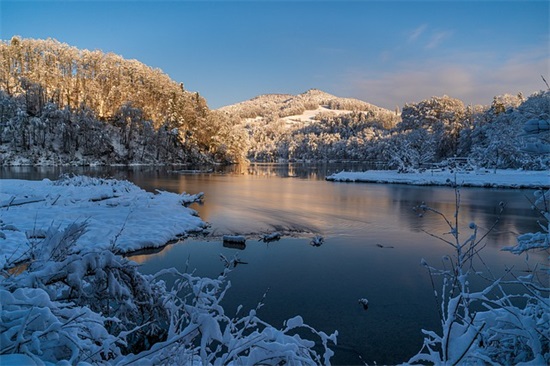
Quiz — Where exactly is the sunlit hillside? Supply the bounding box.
[0,37,247,165]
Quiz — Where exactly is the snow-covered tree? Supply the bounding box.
[383,129,436,172]
[0,37,250,165]
[399,95,466,160]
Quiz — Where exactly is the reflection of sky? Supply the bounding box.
[132,171,543,255]
[133,237,439,365]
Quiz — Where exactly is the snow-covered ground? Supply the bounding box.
[243,106,353,127]
[0,175,206,268]
[326,169,549,189]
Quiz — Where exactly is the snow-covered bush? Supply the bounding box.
[408,188,549,365]
[1,223,168,361]
[1,286,120,363]
[0,223,337,364]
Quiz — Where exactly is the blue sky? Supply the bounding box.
[1,1,548,109]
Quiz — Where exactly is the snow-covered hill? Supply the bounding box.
[218,88,395,121]
[217,89,400,162]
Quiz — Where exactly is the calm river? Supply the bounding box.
[2,164,546,365]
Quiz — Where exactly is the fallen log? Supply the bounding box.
[0,197,46,208]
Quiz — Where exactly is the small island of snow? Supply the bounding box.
[326,169,549,189]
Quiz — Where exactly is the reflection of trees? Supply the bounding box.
[127,244,173,264]
[225,162,385,180]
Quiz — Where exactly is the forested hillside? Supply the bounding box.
[220,88,549,170]
[0,37,247,165]
[383,93,549,170]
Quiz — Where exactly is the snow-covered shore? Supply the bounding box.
[0,175,206,268]
[0,175,338,365]
[326,169,549,189]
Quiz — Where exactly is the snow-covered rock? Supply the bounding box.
[262,232,281,242]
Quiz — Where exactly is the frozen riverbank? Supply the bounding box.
[0,175,206,268]
[326,169,549,189]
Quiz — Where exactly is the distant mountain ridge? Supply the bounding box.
[218,88,393,119]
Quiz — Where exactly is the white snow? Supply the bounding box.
[326,169,549,189]
[0,175,206,268]
[282,106,352,125]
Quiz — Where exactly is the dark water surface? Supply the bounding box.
[2,164,545,365]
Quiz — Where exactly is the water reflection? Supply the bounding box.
[3,164,543,255]
[124,245,173,264]
[0,161,384,181]
[2,164,546,364]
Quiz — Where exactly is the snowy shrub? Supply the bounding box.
[1,223,123,363]
[119,267,338,366]
[0,223,337,364]
[0,286,120,363]
[408,188,549,365]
